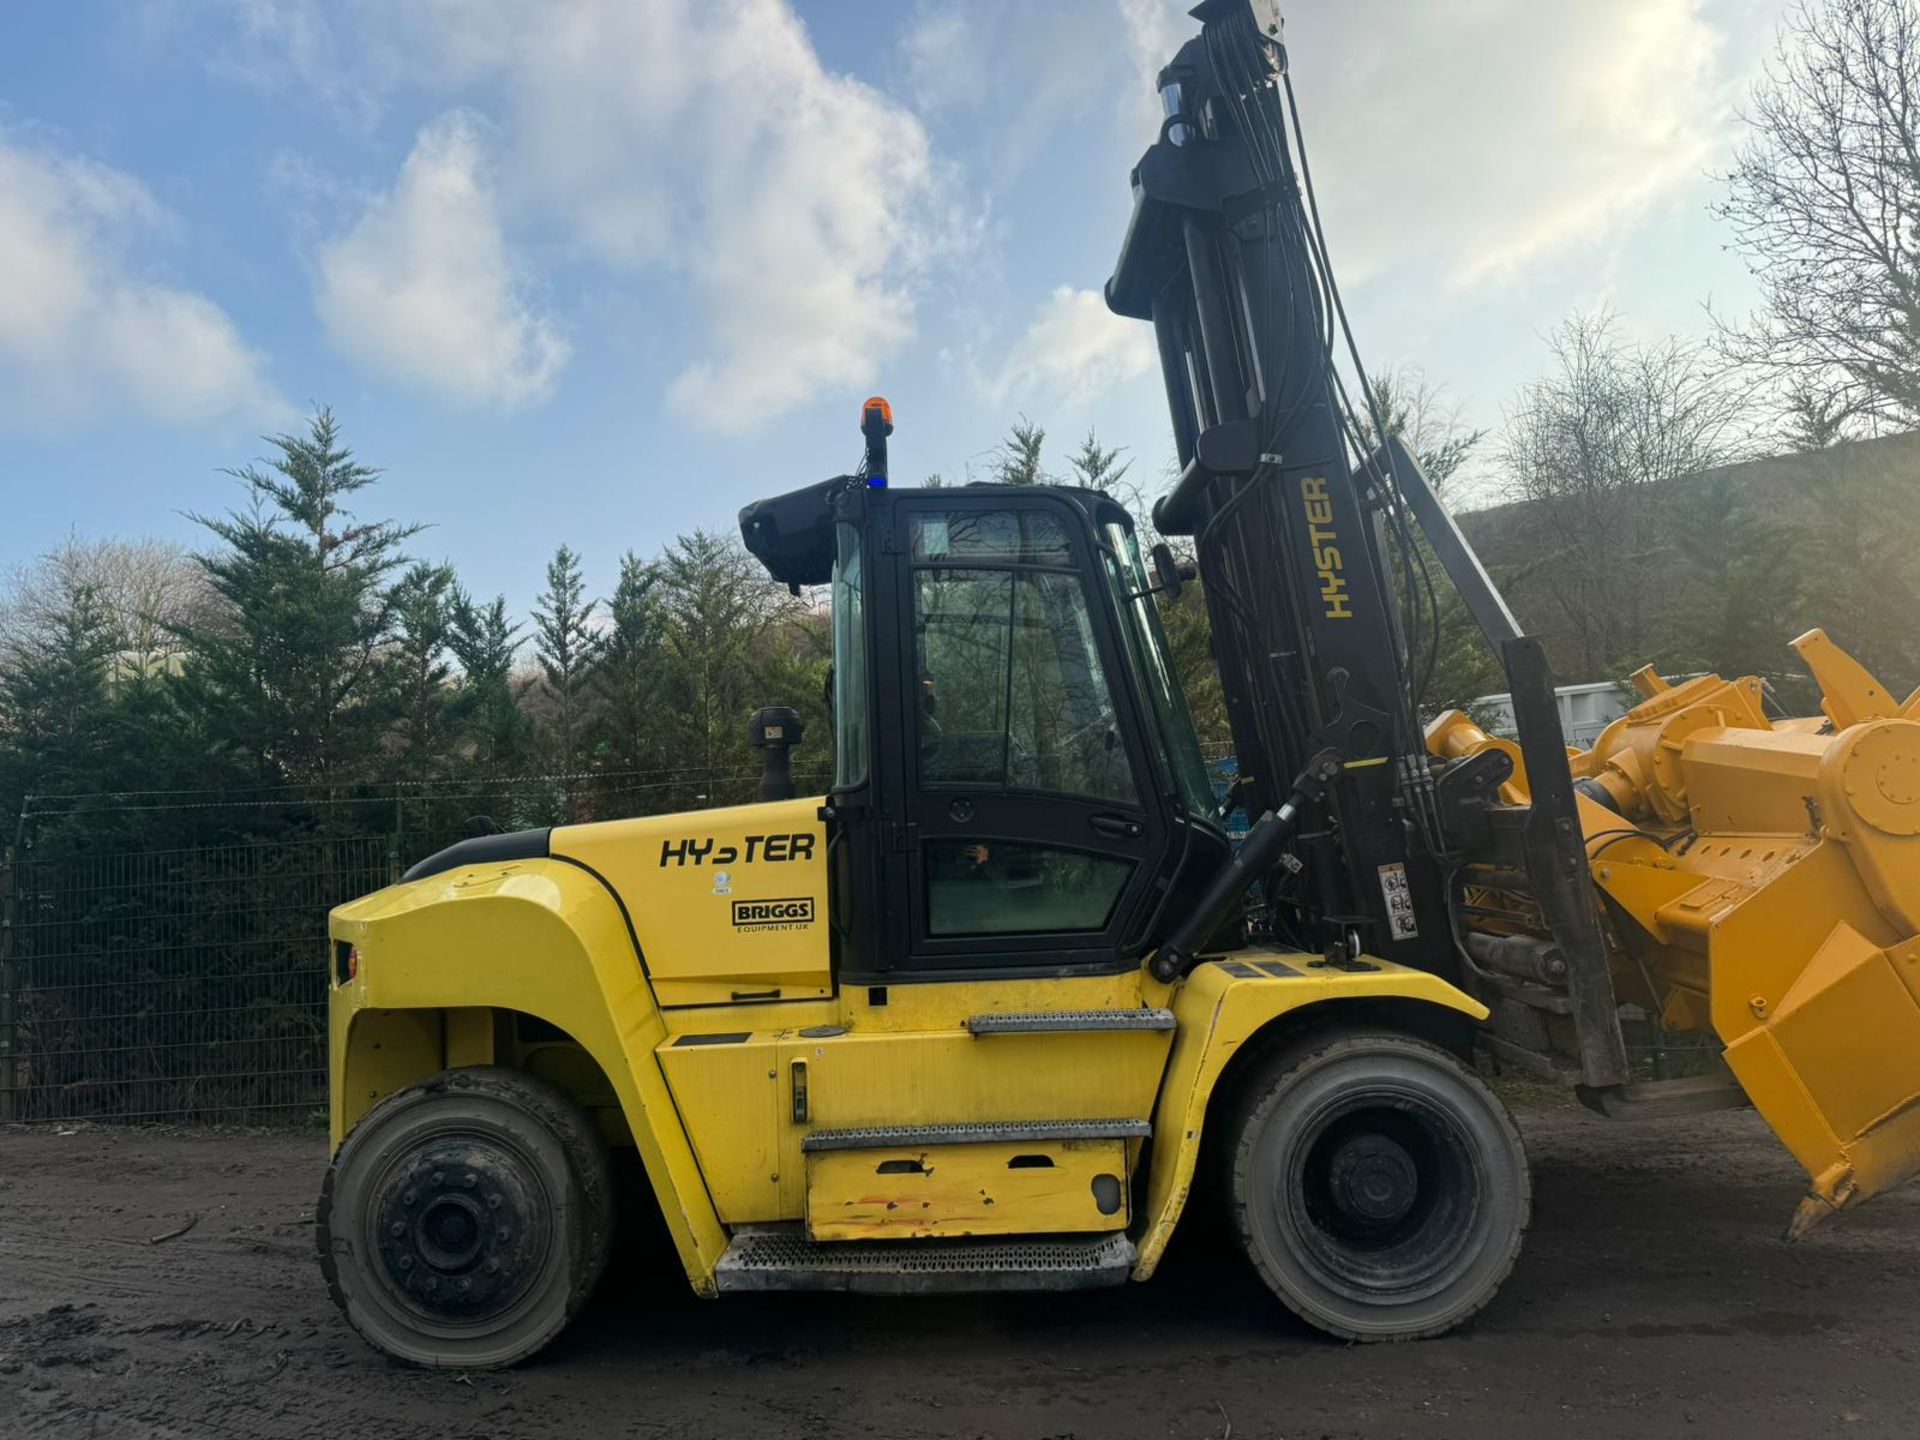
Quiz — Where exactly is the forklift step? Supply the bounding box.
[713,1226,1137,1295]
[801,1118,1150,1152]
[966,1008,1176,1035]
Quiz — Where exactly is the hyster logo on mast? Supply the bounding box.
[1300,475,1353,619]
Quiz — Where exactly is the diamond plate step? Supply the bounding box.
[714,1226,1137,1294]
[800,1118,1150,1152]
[966,1008,1176,1035]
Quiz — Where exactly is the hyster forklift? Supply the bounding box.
[319,0,1920,1367]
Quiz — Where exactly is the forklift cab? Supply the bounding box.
[740,456,1233,986]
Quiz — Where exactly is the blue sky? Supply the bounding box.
[1,0,1789,621]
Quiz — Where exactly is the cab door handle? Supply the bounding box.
[1089,814,1142,839]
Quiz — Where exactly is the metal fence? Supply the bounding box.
[0,765,824,1128]
[0,835,392,1125]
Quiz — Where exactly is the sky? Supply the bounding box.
[0,0,1793,621]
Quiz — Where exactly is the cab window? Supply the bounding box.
[908,507,1142,944]
[912,549,1136,804]
[830,521,868,789]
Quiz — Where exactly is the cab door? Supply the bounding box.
[879,493,1171,974]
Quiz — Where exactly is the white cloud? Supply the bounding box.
[985,285,1154,407]
[899,2,1117,175]
[202,0,380,130]
[322,0,935,427]
[1120,0,1728,289]
[315,112,568,409]
[0,131,282,430]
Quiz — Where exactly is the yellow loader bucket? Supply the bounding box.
[1433,632,1920,1236]
[1713,710,1920,1237]
[1719,924,1920,1237]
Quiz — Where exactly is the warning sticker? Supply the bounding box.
[1377,862,1419,941]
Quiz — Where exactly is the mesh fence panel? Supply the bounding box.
[2,836,390,1124]
[0,767,831,1127]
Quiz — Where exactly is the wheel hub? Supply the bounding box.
[372,1137,551,1322]
[1285,1091,1487,1305]
[1326,1132,1419,1225]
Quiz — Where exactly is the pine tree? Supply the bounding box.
[531,544,602,784]
[993,417,1048,485]
[0,578,116,819]
[387,562,459,782]
[1066,429,1133,495]
[176,408,420,790]
[659,532,768,807]
[449,589,530,775]
[593,552,668,813]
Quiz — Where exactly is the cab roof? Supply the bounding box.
[739,479,1134,588]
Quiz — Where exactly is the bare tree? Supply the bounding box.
[1,535,213,674]
[1716,0,1920,431]
[1357,367,1506,712]
[1362,367,1487,497]
[1501,312,1748,675]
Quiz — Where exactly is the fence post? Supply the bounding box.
[0,841,20,1123]
[388,788,403,886]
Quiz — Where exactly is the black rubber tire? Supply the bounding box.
[1226,1028,1530,1342]
[316,1066,614,1369]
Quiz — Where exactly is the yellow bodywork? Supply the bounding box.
[1428,628,1920,1232]
[805,1137,1131,1241]
[328,791,1485,1292]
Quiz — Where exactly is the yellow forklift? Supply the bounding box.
[317,0,1920,1367]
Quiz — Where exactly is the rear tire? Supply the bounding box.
[1227,1028,1529,1341]
[317,1066,614,1368]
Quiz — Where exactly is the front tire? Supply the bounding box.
[317,1066,614,1368]
[1227,1028,1529,1341]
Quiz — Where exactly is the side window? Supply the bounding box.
[830,523,869,789]
[915,569,1012,786]
[1008,572,1134,802]
[926,841,1132,937]
[909,507,1140,944]
[912,556,1137,802]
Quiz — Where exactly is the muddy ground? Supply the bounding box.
[2,1092,1916,1440]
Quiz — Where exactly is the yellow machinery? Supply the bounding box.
[1429,629,1920,1238]
[314,0,1918,1369]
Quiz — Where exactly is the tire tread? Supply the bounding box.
[316,1065,614,1368]
[1225,1027,1531,1343]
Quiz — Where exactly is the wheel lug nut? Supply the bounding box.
[484,1259,500,1275]
[431,1171,444,1187]
[497,1228,511,1242]
[399,1255,414,1271]
[462,1172,476,1189]
[487,1194,502,1210]
[389,1221,405,1237]
[458,1279,470,1293]
[402,1189,417,1206]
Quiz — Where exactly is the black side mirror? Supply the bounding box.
[1150,542,1192,601]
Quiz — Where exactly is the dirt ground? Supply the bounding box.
[3,1093,1916,1440]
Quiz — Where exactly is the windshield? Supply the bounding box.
[831,521,869,790]
[1101,520,1215,820]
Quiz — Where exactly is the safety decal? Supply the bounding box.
[1377,862,1418,940]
